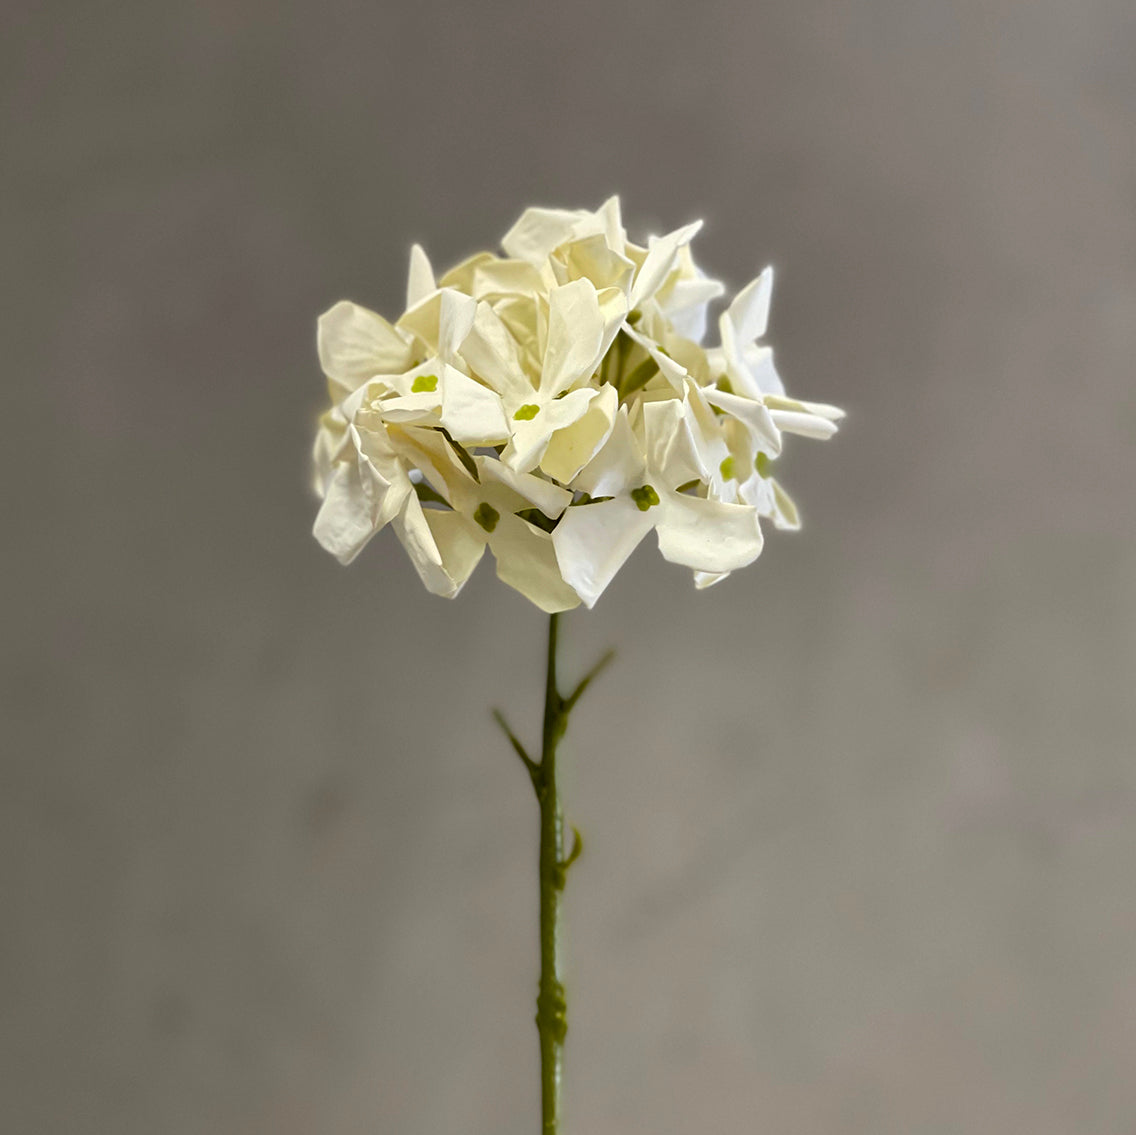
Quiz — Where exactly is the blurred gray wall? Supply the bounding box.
[3,1,1135,1132]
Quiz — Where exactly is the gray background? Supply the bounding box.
[4,1,1135,1132]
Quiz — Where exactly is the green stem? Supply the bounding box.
[537,612,567,1135]
[495,614,612,1134]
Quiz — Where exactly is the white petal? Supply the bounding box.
[439,366,509,445]
[460,302,535,404]
[552,496,655,608]
[437,289,477,363]
[489,515,581,613]
[501,386,595,474]
[595,195,626,254]
[377,392,441,424]
[728,267,773,344]
[472,258,546,300]
[693,570,730,589]
[641,396,709,487]
[703,386,782,454]
[551,233,635,293]
[477,456,573,517]
[770,478,801,530]
[312,412,345,496]
[628,220,703,308]
[502,206,590,264]
[540,384,618,484]
[312,453,402,566]
[742,344,785,395]
[655,493,763,573]
[572,405,645,498]
[764,393,845,421]
[622,325,688,390]
[405,509,486,599]
[768,408,839,440]
[391,491,444,572]
[406,243,436,309]
[438,251,496,292]
[317,301,414,397]
[540,279,605,397]
[397,289,477,362]
[660,275,726,343]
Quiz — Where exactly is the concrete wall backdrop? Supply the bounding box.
[3,1,1135,1132]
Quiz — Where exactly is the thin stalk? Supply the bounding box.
[494,613,613,1134]
[537,612,567,1134]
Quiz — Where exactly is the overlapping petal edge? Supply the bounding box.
[312,197,844,610]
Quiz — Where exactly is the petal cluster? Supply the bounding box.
[312,198,843,610]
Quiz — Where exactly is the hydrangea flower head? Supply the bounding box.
[312,198,843,609]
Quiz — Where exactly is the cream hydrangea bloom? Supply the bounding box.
[312,198,843,607]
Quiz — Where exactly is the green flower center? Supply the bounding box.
[755,452,771,477]
[717,375,733,394]
[473,502,500,533]
[411,374,438,393]
[513,403,540,420]
[630,484,660,512]
[719,456,736,481]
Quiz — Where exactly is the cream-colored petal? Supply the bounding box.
[693,570,730,589]
[742,344,784,395]
[493,294,543,373]
[770,478,801,530]
[768,408,840,439]
[438,250,496,292]
[397,288,477,361]
[312,411,346,495]
[312,463,381,564]
[571,405,645,498]
[317,301,414,398]
[717,308,767,395]
[438,366,509,446]
[377,392,441,424]
[406,243,436,309]
[660,275,726,343]
[503,386,610,474]
[641,396,707,488]
[596,285,630,359]
[502,206,590,264]
[551,233,635,294]
[437,289,477,363]
[459,302,535,404]
[489,515,581,613]
[391,491,444,572]
[727,267,773,344]
[540,384,618,484]
[596,195,626,255]
[703,386,782,454]
[477,456,572,517]
[764,393,845,421]
[655,492,763,573]
[540,279,605,398]
[551,496,656,608]
[622,325,688,390]
[628,220,703,309]
[311,440,407,565]
[405,509,487,599]
[471,258,546,300]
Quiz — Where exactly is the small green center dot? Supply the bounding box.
[717,375,734,394]
[473,502,499,533]
[755,452,772,477]
[411,374,438,393]
[719,456,736,481]
[513,403,540,420]
[630,484,661,512]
